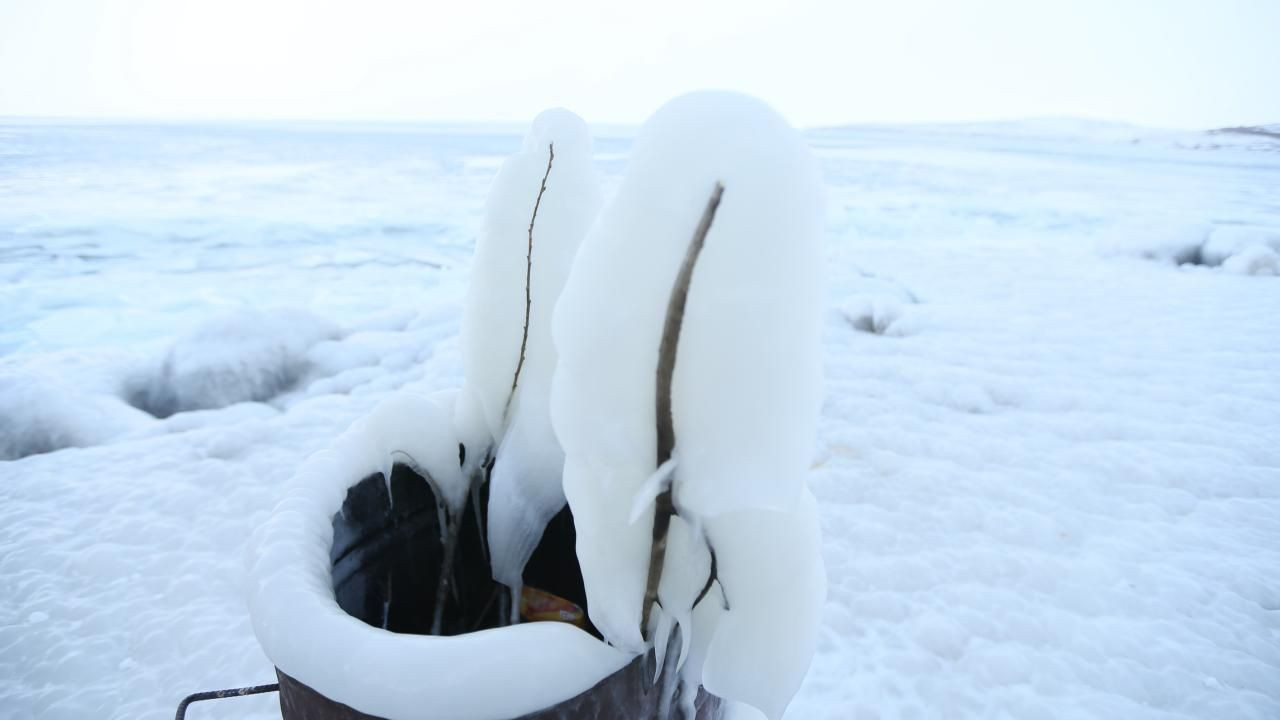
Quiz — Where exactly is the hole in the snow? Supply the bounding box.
[125,354,307,419]
[124,309,340,418]
[840,296,916,336]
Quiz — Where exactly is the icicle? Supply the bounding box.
[487,410,566,594]
[381,458,395,507]
[675,608,693,671]
[652,606,675,683]
[629,457,677,525]
[655,623,682,720]
[383,449,419,510]
[509,584,522,627]
[436,504,449,545]
[470,469,489,561]
[677,674,697,720]
[359,392,471,514]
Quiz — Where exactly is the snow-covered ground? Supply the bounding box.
[1,117,1278,719]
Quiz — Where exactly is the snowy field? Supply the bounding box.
[2,118,1278,719]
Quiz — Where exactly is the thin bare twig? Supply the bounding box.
[641,181,725,636]
[430,507,461,635]
[692,540,723,610]
[504,143,554,425]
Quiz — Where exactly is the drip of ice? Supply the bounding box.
[453,385,494,479]
[651,607,675,683]
[355,390,470,514]
[679,583,727,719]
[486,391,566,591]
[550,90,825,718]
[629,457,677,524]
[455,108,604,594]
[655,515,708,671]
[700,489,825,720]
[560,453,653,652]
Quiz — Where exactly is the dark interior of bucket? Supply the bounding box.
[317,462,726,720]
[330,463,596,638]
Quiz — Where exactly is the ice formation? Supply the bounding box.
[1095,219,1211,266]
[700,490,825,720]
[129,308,339,418]
[1097,220,1280,274]
[0,367,149,460]
[246,391,630,719]
[357,390,469,513]
[551,91,825,718]
[1202,225,1280,275]
[486,389,569,594]
[455,108,604,594]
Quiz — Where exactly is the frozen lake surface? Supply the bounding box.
[1,118,1278,719]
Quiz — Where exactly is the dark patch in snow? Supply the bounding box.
[846,312,894,335]
[127,353,309,418]
[0,372,125,460]
[841,270,919,336]
[0,415,82,460]
[1168,243,1207,267]
[124,309,340,418]
[1114,223,1280,275]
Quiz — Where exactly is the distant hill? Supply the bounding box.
[1211,124,1280,139]
[807,117,1280,153]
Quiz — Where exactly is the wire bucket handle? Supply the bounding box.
[175,683,280,719]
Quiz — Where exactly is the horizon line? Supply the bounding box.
[0,112,1246,134]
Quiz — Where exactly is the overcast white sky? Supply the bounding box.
[1,0,1277,129]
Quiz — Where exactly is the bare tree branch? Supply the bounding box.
[692,540,724,611]
[504,142,555,425]
[430,505,462,635]
[642,181,725,636]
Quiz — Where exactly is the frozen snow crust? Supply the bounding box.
[2,118,1279,720]
[245,392,630,720]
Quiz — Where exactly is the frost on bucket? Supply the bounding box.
[246,94,823,720]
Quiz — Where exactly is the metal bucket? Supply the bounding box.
[274,464,723,720]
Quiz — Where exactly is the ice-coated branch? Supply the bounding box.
[477,111,600,608]
[504,142,555,426]
[549,92,824,719]
[642,181,725,637]
[656,181,724,465]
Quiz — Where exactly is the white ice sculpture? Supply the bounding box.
[455,108,604,600]
[550,91,826,719]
